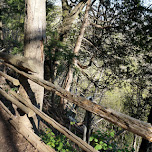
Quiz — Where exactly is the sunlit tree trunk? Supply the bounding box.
[20,0,46,128]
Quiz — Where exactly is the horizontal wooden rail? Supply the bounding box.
[4,62,152,142]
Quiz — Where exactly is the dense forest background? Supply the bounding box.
[0,0,152,151]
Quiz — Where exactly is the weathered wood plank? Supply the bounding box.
[5,62,152,142]
[0,71,20,86]
[0,53,37,72]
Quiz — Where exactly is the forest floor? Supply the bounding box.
[0,106,36,152]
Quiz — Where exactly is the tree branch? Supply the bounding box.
[90,22,112,29]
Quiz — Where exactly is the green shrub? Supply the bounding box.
[89,130,135,152]
[40,128,78,152]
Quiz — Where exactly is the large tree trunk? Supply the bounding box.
[23,0,46,109]
[20,0,46,128]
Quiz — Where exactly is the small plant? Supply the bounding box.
[40,128,78,152]
[70,121,75,125]
[89,130,135,152]
[11,87,18,92]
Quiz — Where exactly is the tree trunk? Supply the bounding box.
[139,106,152,152]
[49,0,87,109]
[59,0,87,41]
[0,1,4,49]
[20,0,46,128]
[62,0,91,109]
[83,110,93,143]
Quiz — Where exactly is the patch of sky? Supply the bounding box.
[50,0,152,8]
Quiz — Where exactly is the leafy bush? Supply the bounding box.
[89,130,135,152]
[40,128,78,152]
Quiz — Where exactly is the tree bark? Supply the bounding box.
[62,0,91,109]
[23,0,46,110]
[83,110,93,143]
[0,71,20,86]
[0,52,37,72]
[59,0,87,40]
[0,89,35,117]
[0,21,3,48]
[20,0,46,128]
[0,1,4,48]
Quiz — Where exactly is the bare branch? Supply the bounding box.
[90,22,112,29]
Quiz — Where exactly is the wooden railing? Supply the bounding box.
[0,53,152,152]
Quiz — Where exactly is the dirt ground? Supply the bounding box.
[0,106,36,152]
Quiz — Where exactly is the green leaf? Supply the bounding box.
[94,138,98,142]
[70,121,75,125]
[89,136,94,142]
[57,142,63,151]
[110,131,115,137]
[95,144,102,150]
[108,145,113,149]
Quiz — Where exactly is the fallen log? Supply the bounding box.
[5,62,152,142]
[0,71,20,86]
[0,53,37,73]
[0,100,56,152]
[10,90,98,152]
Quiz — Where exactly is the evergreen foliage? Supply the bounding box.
[1,0,152,151]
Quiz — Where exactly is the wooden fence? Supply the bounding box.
[0,53,152,152]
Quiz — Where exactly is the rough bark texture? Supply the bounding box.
[0,21,3,48]
[23,0,46,111]
[0,2,3,49]
[5,62,152,142]
[0,89,35,117]
[0,53,37,72]
[0,71,20,86]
